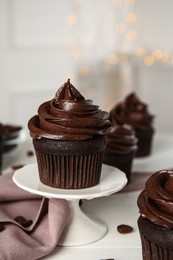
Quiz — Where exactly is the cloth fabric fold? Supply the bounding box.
[0,171,70,260]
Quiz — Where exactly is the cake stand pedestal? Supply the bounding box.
[13,163,127,246]
[59,199,107,246]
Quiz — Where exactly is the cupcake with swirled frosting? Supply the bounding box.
[103,124,138,182]
[28,79,111,189]
[137,170,173,259]
[110,92,155,157]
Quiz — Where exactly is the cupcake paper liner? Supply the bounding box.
[35,150,104,189]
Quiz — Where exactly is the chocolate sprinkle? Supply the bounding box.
[117,224,133,234]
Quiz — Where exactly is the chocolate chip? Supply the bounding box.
[0,223,5,232]
[21,220,33,228]
[14,216,26,224]
[117,224,133,234]
[14,216,33,227]
[27,150,34,157]
[11,164,24,171]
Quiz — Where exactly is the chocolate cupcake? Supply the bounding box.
[28,79,111,189]
[103,124,137,182]
[137,170,173,259]
[0,124,23,153]
[110,92,154,157]
[0,123,23,170]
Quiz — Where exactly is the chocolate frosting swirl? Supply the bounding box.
[105,124,138,155]
[28,79,111,140]
[110,92,154,130]
[138,170,173,230]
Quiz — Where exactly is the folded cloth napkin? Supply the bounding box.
[0,171,70,260]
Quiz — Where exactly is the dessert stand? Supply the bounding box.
[13,163,127,247]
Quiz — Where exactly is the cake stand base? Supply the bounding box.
[59,199,107,246]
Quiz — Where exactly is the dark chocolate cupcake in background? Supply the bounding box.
[110,92,155,157]
[103,124,138,182]
[137,170,173,260]
[28,79,111,189]
[0,123,23,171]
[0,124,23,153]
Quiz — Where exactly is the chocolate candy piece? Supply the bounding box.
[117,224,133,234]
[14,216,26,224]
[14,216,33,227]
[21,220,33,228]
[11,164,24,171]
[27,150,34,157]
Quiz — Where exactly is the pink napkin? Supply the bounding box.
[0,171,70,260]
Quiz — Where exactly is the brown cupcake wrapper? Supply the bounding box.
[35,149,104,189]
[139,230,173,260]
[138,216,173,260]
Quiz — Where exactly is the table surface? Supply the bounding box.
[2,132,173,260]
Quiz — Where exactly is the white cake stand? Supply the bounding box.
[13,163,127,247]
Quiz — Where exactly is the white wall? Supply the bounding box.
[0,0,76,133]
[0,0,173,135]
